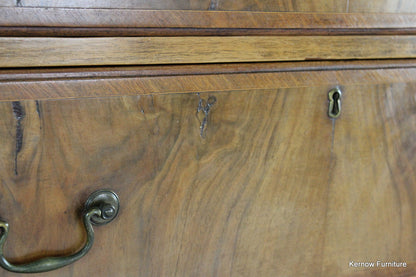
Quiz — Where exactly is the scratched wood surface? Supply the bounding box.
[0,72,415,276]
[0,0,415,13]
[1,36,416,68]
[1,9,416,31]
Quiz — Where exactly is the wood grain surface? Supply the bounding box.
[0,67,415,101]
[1,60,415,82]
[1,8,416,30]
[0,0,415,13]
[324,83,416,276]
[3,27,416,37]
[0,70,414,276]
[0,69,416,277]
[219,0,416,13]
[1,36,416,68]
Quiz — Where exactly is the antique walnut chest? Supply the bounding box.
[0,1,415,276]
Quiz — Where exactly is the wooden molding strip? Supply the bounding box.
[1,60,416,82]
[1,36,416,68]
[0,68,415,101]
[3,27,416,37]
[0,8,416,29]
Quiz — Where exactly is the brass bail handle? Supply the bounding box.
[0,190,119,273]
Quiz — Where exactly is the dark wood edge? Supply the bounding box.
[1,60,415,82]
[2,27,416,37]
[0,8,415,30]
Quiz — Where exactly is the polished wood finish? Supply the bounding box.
[0,1,415,276]
[0,0,415,13]
[1,36,416,68]
[4,27,416,37]
[1,60,415,82]
[0,69,414,276]
[1,8,416,30]
[0,67,415,101]
[324,83,416,276]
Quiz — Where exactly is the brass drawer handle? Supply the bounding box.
[0,190,120,273]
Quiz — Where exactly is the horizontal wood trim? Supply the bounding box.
[3,27,416,37]
[1,36,416,68]
[0,8,416,29]
[1,60,416,82]
[0,68,415,101]
[1,0,416,13]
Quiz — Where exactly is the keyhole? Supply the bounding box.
[328,88,342,118]
[331,91,340,115]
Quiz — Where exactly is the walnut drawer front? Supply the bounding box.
[0,66,414,277]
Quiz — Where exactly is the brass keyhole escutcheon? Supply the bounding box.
[328,88,342,119]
